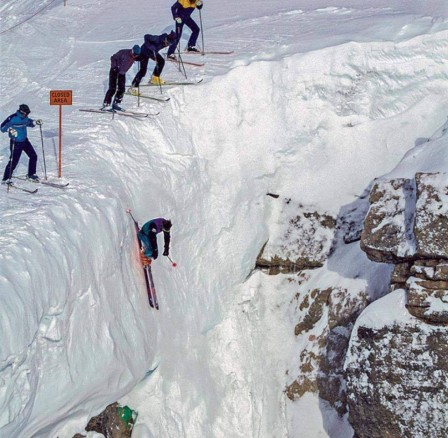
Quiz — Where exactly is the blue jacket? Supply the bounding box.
[141,34,170,58]
[1,111,35,142]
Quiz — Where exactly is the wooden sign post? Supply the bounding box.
[50,90,72,177]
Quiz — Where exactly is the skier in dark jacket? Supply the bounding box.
[167,0,203,60]
[1,104,42,184]
[138,218,172,261]
[130,32,176,89]
[102,45,141,111]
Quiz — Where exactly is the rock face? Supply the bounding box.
[360,178,416,263]
[285,277,369,416]
[346,314,448,438]
[361,172,448,324]
[346,172,448,438]
[257,199,336,274]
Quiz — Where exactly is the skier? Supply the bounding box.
[166,0,204,61]
[102,45,141,111]
[130,31,177,88]
[1,104,42,184]
[138,218,172,265]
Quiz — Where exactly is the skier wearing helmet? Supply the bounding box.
[129,31,177,88]
[102,45,141,112]
[138,218,172,264]
[1,104,42,184]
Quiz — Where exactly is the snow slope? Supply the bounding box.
[0,0,447,437]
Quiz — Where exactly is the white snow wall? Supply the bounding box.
[1,1,448,437]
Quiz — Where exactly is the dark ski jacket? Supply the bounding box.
[1,111,35,142]
[110,49,137,75]
[138,218,171,259]
[141,34,171,58]
[171,0,203,21]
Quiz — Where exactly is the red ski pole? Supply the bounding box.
[167,255,177,267]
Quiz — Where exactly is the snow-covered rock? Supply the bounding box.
[257,200,336,273]
[345,290,448,438]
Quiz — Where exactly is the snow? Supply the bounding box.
[0,0,448,437]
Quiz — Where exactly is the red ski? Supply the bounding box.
[127,209,159,310]
[183,50,234,55]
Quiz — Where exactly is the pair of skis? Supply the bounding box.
[79,108,159,118]
[125,79,203,102]
[127,209,159,310]
[5,177,69,194]
[167,50,233,67]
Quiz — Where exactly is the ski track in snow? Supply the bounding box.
[0,0,448,437]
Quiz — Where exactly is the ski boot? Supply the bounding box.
[150,75,165,85]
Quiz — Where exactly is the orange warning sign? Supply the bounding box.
[50,90,72,105]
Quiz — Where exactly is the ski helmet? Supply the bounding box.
[19,104,30,115]
[132,45,141,56]
[167,31,176,44]
[162,219,172,232]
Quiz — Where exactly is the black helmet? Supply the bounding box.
[167,31,176,44]
[162,219,172,232]
[19,104,30,115]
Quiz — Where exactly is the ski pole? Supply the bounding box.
[137,61,141,107]
[126,208,138,225]
[6,137,16,193]
[153,50,163,95]
[199,9,205,55]
[36,120,47,180]
[177,49,188,79]
[167,255,177,267]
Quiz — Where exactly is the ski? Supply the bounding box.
[5,182,38,194]
[138,78,204,87]
[183,50,234,55]
[167,58,205,67]
[127,209,159,310]
[125,92,170,102]
[79,108,159,118]
[14,176,69,189]
[147,266,159,310]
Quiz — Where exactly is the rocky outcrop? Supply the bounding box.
[360,172,448,324]
[414,173,448,258]
[73,403,136,438]
[257,200,336,274]
[360,178,416,263]
[286,282,368,415]
[346,171,448,437]
[346,304,448,438]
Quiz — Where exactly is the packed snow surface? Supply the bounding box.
[1,0,447,437]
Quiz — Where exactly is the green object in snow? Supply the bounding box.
[117,405,137,426]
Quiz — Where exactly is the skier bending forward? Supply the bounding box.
[138,218,172,265]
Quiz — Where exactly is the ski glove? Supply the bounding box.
[36,119,43,126]
[175,17,182,24]
[196,1,203,9]
[8,128,18,138]
[152,248,159,260]
[163,249,169,257]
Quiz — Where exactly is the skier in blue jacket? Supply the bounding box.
[1,104,42,184]
[167,0,204,60]
[138,218,172,262]
[130,32,176,88]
